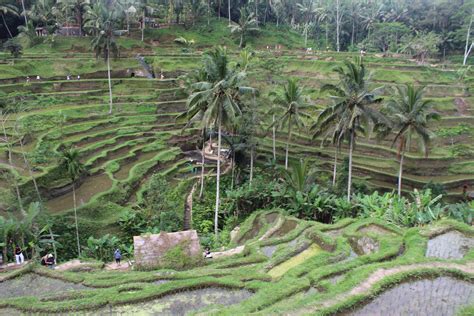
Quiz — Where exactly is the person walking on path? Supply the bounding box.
[15,246,24,265]
[114,249,122,266]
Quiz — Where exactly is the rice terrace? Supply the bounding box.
[0,0,474,315]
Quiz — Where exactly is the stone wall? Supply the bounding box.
[133,230,201,268]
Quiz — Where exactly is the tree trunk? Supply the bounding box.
[464,13,473,66]
[336,0,340,52]
[397,149,404,197]
[351,19,355,46]
[214,109,222,237]
[21,0,28,29]
[464,42,474,66]
[228,0,231,25]
[1,13,13,38]
[239,33,244,48]
[107,45,113,114]
[199,138,205,199]
[207,0,210,25]
[218,0,221,19]
[347,129,354,201]
[272,114,276,160]
[141,11,145,42]
[325,23,328,49]
[285,122,292,170]
[332,147,338,187]
[230,150,235,190]
[72,183,81,257]
[255,0,258,25]
[249,146,254,187]
[264,0,269,24]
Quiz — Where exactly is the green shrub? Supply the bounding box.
[158,241,202,270]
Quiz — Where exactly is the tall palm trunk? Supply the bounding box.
[1,13,13,38]
[228,0,231,25]
[72,183,81,257]
[207,0,210,25]
[230,150,235,190]
[397,139,406,197]
[285,122,292,170]
[239,33,244,48]
[347,129,354,201]
[397,150,404,197]
[199,138,205,199]
[20,0,28,28]
[264,0,269,24]
[249,146,254,187]
[272,114,276,160]
[336,0,340,52]
[332,147,338,186]
[106,44,113,114]
[141,10,145,42]
[214,110,222,237]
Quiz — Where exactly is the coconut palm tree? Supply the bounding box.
[187,46,256,236]
[57,0,91,36]
[0,3,18,38]
[271,78,309,170]
[229,7,259,48]
[90,5,119,114]
[177,68,209,199]
[382,84,440,196]
[312,58,384,201]
[60,148,85,257]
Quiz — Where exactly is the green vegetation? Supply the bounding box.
[0,0,473,314]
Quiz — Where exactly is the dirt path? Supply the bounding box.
[293,261,474,315]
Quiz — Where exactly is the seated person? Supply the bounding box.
[204,247,212,259]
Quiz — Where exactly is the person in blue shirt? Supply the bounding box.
[114,249,122,265]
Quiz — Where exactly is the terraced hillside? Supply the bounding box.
[246,52,474,200]
[0,211,472,315]
[0,47,207,228]
[0,29,473,233]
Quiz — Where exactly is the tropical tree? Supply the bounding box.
[60,148,85,257]
[27,0,55,28]
[57,0,91,36]
[271,78,309,170]
[0,3,18,38]
[312,59,384,201]
[229,7,259,48]
[89,5,119,114]
[186,46,256,236]
[382,84,440,196]
[177,68,209,199]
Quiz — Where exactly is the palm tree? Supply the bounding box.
[60,148,85,257]
[229,7,259,48]
[382,84,440,196]
[0,3,18,38]
[312,59,384,201]
[57,0,90,36]
[271,78,309,170]
[90,5,118,114]
[187,47,256,236]
[177,68,209,199]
